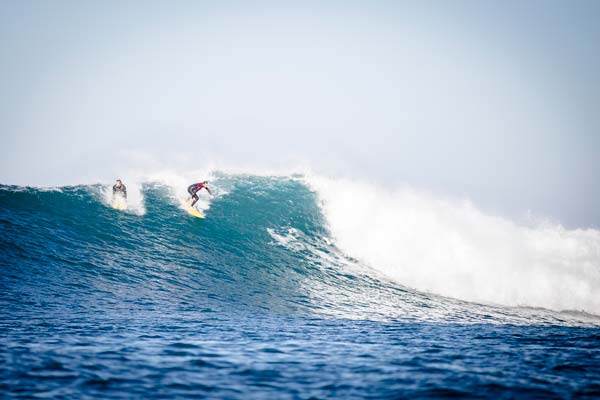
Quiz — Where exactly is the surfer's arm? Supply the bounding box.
[204,187,212,196]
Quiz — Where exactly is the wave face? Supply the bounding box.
[2,173,600,399]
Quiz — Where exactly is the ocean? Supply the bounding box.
[1,173,599,399]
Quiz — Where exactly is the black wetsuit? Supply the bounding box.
[187,183,209,207]
[113,184,127,199]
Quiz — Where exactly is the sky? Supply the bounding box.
[1,0,599,227]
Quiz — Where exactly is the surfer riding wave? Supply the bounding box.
[113,179,127,199]
[187,181,212,207]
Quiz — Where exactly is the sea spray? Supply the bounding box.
[308,176,600,315]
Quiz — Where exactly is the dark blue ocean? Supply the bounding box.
[1,175,599,399]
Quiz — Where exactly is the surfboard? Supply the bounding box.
[186,206,205,218]
[110,196,127,210]
[179,196,205,218]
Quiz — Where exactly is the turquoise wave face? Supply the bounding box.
[0,175,598,326]
[1,176,318,318]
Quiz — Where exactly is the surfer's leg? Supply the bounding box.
[190,194,199,207]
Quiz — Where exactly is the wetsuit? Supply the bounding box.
[113,184,127,199]
[187,183,211,207]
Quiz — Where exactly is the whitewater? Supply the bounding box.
[1,171,599,399]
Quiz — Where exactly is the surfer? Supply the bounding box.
[188,181,212,207]
[112,179,127,199]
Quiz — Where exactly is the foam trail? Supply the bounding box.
[308,176,600,315]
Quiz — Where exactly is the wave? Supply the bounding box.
[309,176,600,316]
[1,172,599,325]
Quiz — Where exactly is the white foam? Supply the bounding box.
[267,227,307,252]
[307,176,600,315]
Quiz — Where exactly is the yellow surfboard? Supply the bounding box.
[110,196,127,210]
[180,196,205,218]
[186,206,205,218]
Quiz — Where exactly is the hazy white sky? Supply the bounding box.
[1,1,599,227]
